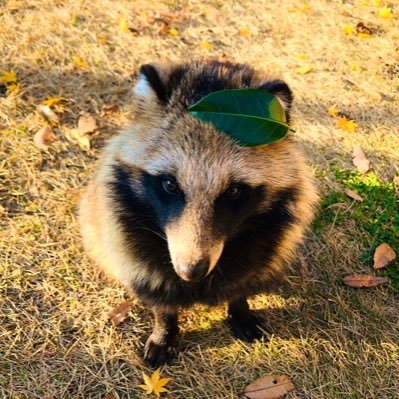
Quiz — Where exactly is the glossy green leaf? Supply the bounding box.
[188,88,290,146]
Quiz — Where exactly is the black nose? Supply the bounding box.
[177,258,210,282]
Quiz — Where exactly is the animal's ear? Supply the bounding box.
[134,64,167,103]
[258,80,293,118]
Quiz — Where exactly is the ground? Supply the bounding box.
[1,0,398,398]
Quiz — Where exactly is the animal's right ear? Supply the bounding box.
[134,64,167,103]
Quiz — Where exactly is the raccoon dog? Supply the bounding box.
[79,60,318,368]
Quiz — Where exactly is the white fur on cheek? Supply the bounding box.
[134,75,151,97]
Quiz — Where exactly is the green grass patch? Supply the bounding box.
[315,169,399,288]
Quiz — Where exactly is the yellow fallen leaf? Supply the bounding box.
[373,243,396,269]
[373,0,381,6]
[0,69,17,84]
[239,28,251,37]
[66,128,91,150]
[295,54,307,60]
[119,16,129,32]
[359,0,369,6]
[335,116,357,133]
[244,375,295,399]
[7,83,20,95]
[74,56,89,70]
[379,6,392,18]
[70,15,79,26]
[357,32,370,39]
[201,41,213,50]
[350,63,362,72]
[168,27,178,36]
[343,24,354,35]
[296,65,312,74]
[43,96,62,107]
[139,368,171,397]
[328,106,340,117]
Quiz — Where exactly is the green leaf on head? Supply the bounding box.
[188,88,290,147]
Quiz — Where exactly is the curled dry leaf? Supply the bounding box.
[108,300,133,326]
[33,126,54,150]
[373,243,396,269]
[343,274,389,288]
[37,104,60,124]
[244,375,295,399]
[101,104,120,115]
[344,189,363,202]
[352,145,370,174]
[78,114,97,134]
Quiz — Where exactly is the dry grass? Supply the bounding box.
[1,0,398,398]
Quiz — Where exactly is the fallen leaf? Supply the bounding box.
[379,6,392,19]
[37,104,60,124]
[168,27,178,36]
[393,176,399,186]
[78,114,97,134]
[352,145,370,173]
[119,16,129,32]
[357,32,371,39]
[295,54,307,60]
[244,375,295,399]
[101,104,120,115]
[296,65,312,74]
[43,96,62,107]
[139,368,171,397]
[201,41,213,50]
[239,28,251,37]
[356,22,372,35]
[343,24,354,35]
[7,83,20,95]
[74,56,89,70]
[349,63,362,72]
[102,394,116,399]
[344,189,364,202]
[157,21,169,35]
[328,106,340,117]
[108,300,133,326]
[33,126,54,150]
[65,128,91,150]
[343,274,389,288]
[0,69,17,84]
[335,116,357,133]
[373,243,396,269]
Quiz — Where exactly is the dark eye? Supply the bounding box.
[162,177,180,194]
[224,185,242,200]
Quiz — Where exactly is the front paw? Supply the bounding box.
[227,312,263,342]
[144,334,178,368]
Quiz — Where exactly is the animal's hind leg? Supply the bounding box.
[227,298,263,342]
[144,306,179,368]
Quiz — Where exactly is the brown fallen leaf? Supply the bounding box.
[102,394,116,399]
[356,22,372,36]
[352,145,370,174]
[344,189,363,202]
[37,104,60,124]
[343,274,389,288]
[33,126,54,150]
[373,243,396,269]
[108,300,133,326]
[78,114,97,134]
[244,375,295,399]
[101,104,120,115]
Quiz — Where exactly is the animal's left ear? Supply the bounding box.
[258,80,293,119]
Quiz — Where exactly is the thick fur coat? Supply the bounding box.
[79,60,318,366]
